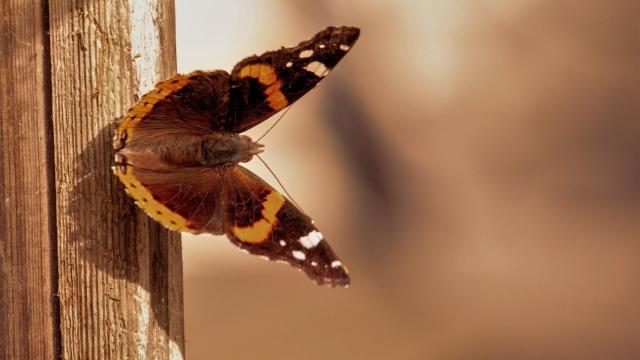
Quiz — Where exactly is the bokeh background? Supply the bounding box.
[175,1,639,359]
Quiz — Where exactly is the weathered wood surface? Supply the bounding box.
[1,0,185,359]
[0,1,58,358]
[49,0,184,358]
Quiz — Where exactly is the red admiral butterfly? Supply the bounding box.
[113,26,360,287]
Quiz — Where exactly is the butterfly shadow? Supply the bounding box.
[67,122,183,353]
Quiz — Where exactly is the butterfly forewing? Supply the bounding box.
[228,26,360,132]
[224,166,350,287]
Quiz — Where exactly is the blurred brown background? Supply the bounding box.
[175,1,640,359]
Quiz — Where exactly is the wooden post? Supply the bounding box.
[1,0,184,359]
[0,1,58,358]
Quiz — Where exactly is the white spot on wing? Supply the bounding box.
[279,240,286,246]
[339,44,350,51]
[285,61,293,68]
[311,261,318,267]
[299,49,314,58]
[298,230,324,249]
[319,44,326,49]
[331,260,342,268]
[304,61,329,77]
[292,250,306,261]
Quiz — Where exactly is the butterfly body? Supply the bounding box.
[113,26,360,287]
[117,131,262,169]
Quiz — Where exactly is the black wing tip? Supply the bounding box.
[323,25,361,36]
[315,26,361,47]
[307,260,351,288]
[317,273,351,288]
[325,273,351,288]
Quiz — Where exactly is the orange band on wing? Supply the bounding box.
[238,63,289,111]
[113,165,193,233]
[231,190,285,243]
[116,74,191,144]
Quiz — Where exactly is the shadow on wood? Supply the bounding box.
[62,122,184,358]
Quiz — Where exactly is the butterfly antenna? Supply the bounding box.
[255,105,293,143]
[256,154,302,209]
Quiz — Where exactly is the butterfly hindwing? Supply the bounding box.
[224,166,350,287]
[228,26,360,132]
[115,70,232,152]
[113,165,227,235]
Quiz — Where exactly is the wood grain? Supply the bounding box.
[47,0,184,359]
[0,0,58,358]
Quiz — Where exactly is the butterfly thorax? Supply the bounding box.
[200,133,263,167]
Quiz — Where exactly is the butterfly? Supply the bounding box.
[112,26,360,287]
